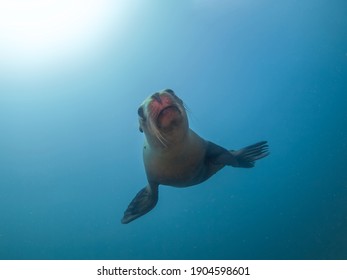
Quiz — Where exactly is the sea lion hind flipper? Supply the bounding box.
[206,141,269,168]
[121,185,159,224]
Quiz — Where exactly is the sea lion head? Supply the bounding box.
[138,89,188,147]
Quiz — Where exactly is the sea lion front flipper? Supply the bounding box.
[121,184,159,224]
[231,141,269,167]
[206,141,269,168]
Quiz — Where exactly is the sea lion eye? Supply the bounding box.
[137,107,145,120]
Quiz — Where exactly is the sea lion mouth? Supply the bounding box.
[156,105,182,130]
[157,105,180,119]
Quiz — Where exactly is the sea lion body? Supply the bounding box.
[121,89,269,224]
[144,129,210,187]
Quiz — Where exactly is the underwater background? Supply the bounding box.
[0,0,347,260]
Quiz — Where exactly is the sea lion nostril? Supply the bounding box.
[151,92,162,104]
[164,89,175,95]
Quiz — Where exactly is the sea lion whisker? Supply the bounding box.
[147,111,168,147]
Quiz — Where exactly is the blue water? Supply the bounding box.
[1,0,347,260]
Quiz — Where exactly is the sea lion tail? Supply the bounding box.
[121,184,159,224]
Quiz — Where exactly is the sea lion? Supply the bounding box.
[121,89,269,224]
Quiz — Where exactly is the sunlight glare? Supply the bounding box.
[0,0,123,73]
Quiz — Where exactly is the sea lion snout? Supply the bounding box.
[149,92,177,109]
[145,91,184,122]
[151,92,162,104]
